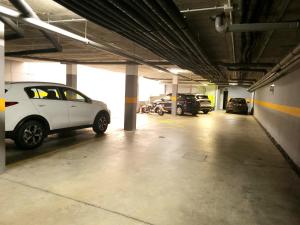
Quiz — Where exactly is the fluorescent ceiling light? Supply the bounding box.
[168,68,191,74]
[229,83,238,86]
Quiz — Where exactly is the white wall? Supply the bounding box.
[5,60,66,84]
[165,83,200,94]
[217,86,252,110]
[254,64,300,168]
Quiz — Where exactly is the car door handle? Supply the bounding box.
[38,104,46,107]
[71,105,77,108]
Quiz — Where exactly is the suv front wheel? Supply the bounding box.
[93,113,108,134]
[15,120,46,149]
[176,106,184,115]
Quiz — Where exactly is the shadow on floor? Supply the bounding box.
[5,129,107,165]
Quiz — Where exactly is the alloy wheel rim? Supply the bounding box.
[98,116,108,131]
[177,107,182,114]
[23,125,43,145]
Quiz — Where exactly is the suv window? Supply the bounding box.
[62,88,87,102]
[231,98,246,104]
[25,88,39,99]
[197,95,208,99]
[185,95,195,100]
[25,86,62,100]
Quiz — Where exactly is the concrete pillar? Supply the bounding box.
[0,22,5,173]
[66,64,77,88]
[171,75,178,116]
[124,64,138,131]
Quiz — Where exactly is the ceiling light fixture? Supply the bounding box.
[168,68,191,74]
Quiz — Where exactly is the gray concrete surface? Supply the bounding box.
[254,65,300,168]
[1,112,300,225]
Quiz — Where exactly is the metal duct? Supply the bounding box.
[215,14,300,33]
[6,0,62,55]
[249,44,300,91]
[0,16,24,40]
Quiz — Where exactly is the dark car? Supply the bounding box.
[226,98,248,114]
[195,94,212,114]
[154,93,200,115]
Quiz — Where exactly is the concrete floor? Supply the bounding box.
[1,112,300,225]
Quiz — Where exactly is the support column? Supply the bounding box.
[0,22,5,173]
[66,64,77,89]
[124,64,138,131]
[171,75,178,116]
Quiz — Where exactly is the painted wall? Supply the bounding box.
[165,84,217,107]
[217,86,252,110]
[165,83,199,94]
[253,64,300,168]
[5,60,66,83]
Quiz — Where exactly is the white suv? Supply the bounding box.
[5,82,111,149]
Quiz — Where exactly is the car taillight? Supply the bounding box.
[5,101,18,107]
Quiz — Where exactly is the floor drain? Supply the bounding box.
[159,136,166,138]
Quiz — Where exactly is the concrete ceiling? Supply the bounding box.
[1,0,299,85]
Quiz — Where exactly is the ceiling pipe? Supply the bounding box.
[249,43,300,91]
[180,5,232,13]
[227,68,267,73]
[0,16,24,40]
[215,14,300,33]
[217,62,275,68]
[55,0,199,80]
[53,0,221,82]
[0,4,197,82]
[6,0,62,56]
[155,0,224,80]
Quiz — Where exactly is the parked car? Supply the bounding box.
[195,94,212,114]
[154,93,200,115]
[5,82,111,149]
[226,98,248,114]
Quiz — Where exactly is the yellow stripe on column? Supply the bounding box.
[125,97,137,104]
[171,96,177,101]
[254,99,300,117]
[0,98,5,112]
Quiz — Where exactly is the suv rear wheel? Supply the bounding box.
[176,106,184,115]
[93,113,108,134]
[15,120,46,149]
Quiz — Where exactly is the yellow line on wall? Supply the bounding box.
[254,99,300,117]
[0,98,5,112]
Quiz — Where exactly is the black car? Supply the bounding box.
[226,98,248,114]
[195,94,212,114]
[154,93,200,115]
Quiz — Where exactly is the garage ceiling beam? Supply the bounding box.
[0,4,197,82]
[0,16,24,40]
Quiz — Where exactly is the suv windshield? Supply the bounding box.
[196,95,208,99]
[185,95,196,100]
[231,98,246,104]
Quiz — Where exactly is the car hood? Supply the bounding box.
[92,100,107,107]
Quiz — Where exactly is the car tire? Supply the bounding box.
[158,108,164,116]
[15,120,46,149]
[203,110,209,114]
[93,113,109,134]
[192,111,198,116]
[176,106,184,115]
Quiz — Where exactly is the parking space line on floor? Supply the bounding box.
[0,177,156,225]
